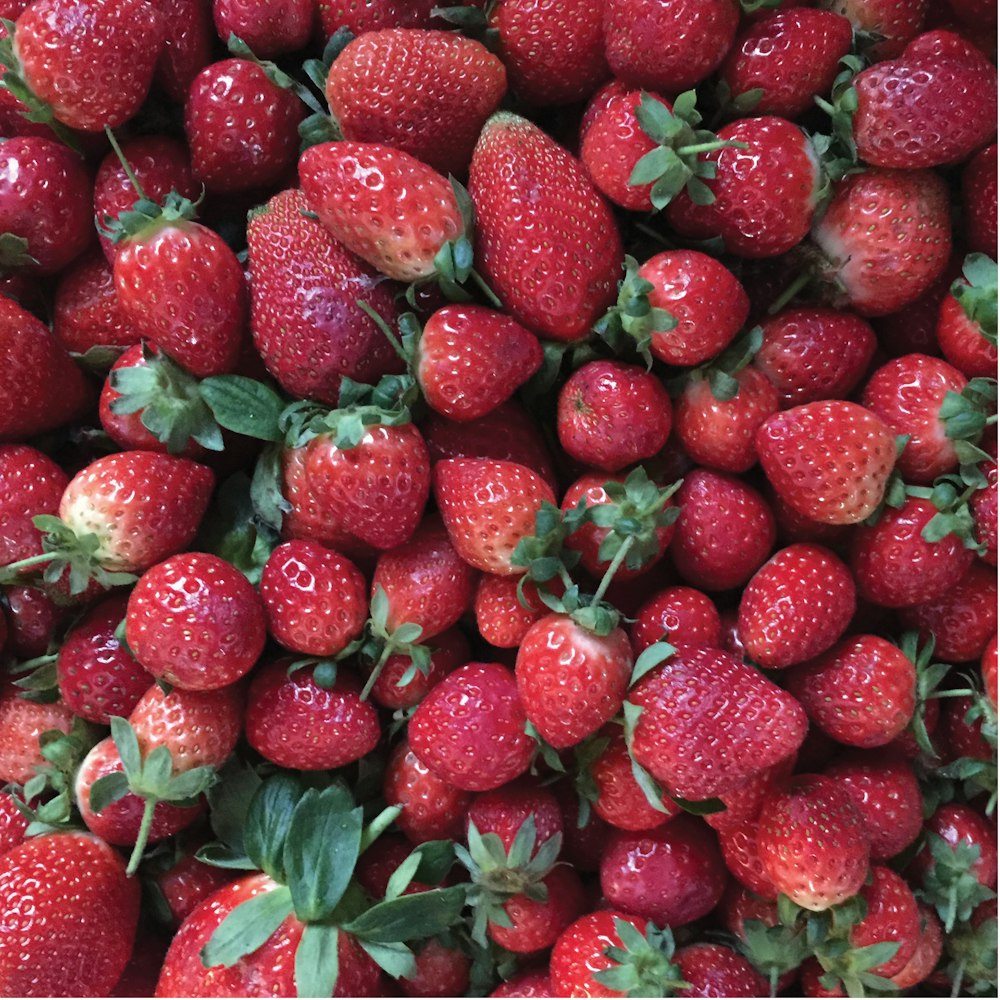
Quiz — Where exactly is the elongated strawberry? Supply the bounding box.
[469,111,623,342]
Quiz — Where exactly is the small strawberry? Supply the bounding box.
[151,848,231,926]
[52,254,138,354]
[815,0,928,59]
[212,0,313,58]
[630,586,721,656]
[0,676,74,784]
[474,573,549,650]
[937,253,998,379]
[367,627,469,711]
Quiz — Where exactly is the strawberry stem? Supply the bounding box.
[359,642,396,702]
[678,139,747,156]
[357,301,409,363]
[590,535,634,607]
[467,268,503,309]
[0,549,56,582]
[125,795,159,876]
[103,127,148,201]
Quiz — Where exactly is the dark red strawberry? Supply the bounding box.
[816,0,928,59]
[368,626,469,711]
[889,903,944,991]
[630,586,722,655]
[318,0,438,35]
[52,254,138,354]
[212,0,313,57]
[676,943,770,998]
[152,849,231,926]
[151,0,214,103]
[962,143,997,256]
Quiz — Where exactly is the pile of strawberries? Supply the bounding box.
[0,0,997,996]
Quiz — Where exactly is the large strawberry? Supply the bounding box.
[468,111,623,342]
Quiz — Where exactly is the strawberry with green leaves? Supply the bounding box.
[938,253,998,379]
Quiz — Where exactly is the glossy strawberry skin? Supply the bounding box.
[0,790,28,858]
[816,0,928,59]
[369,627,469,711]
[409,661,534,792]
[153,850,232,926]
[491,866,586,954]
[52,254,138,354]
[14,0,164,131]
[474,573,548,649]
[245,659,380,771]
[549,909,649,999]
[0,676,74,784]
[465,779,564,850]
[469,112,623,342]
[0,832,140,997]
[630,586,722,655]
[0,444,68,565]
[937,284,999,378]
[628,645,808,799]
[326,29,506,178]
[912,803,998,892]
[852,866,922,978]
[212,0,313,58]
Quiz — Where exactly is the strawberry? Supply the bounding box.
[0,444,67,565]
[185,57,303,194]
[0,832,140,996]
[756,773,870,910]
[0,675,73,784]
[400,940,472,998]
[600,816,728,927]
[847,865,922,978]
[468,111,623,342]
[325,29,506,178]
[415,304,543,421]
[670,469,777,592]
[937,253,999,379]
[972,455,998,565]
[754,307,877,408]
[260,540,367,657]
[474,573,549,649]
[889,903,943,990]
[491,0,609,107]
[4,0,164,131]
[718,819,780,899]
[0,136,92,275]
[56,593,152,724]
[676,943,770,998]
[1,584,68,660]
[434,458,556,576]
[630,586,722,656]
[152,849,232,925]
[816,0,928,59]
[603,0,739,93]
[961,143,997,256]
[125,551,266,691]
[151,0,214,103]
[719,8,853,119]
[318,0,438,35]
[409,661,534,791]
[850,29,997,169]
[983,633,998,707]
[52,254,137,354]
[246,188,403,407]
[756,400,897,524]
[245,658,380,770]
[490,970,554,997]
[212,0,313,58]
[811,167,952,316]
[627,645,808,799]
[0,790,28,858]
[367,626,469,711]
[706,759,797,836]
[557,360,672,472]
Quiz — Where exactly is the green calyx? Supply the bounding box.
[952,254,998,346]
[737,898,812,997]
[593,918,690,997]
[0,232,38,272]
[9,651,60,703]
[455,816,562,947]
[812,54,865,183]
[98,189,201,245]
[665,325,764,402]
[907,473,987,555]
[938,377,998,473]
[895,632,952,758]
[944,909,998,997]
[628,90,747,210]
[915,833,997,933]
[299,28,352,149]
[429,4,499,48]
[357,584,433,701]
[91,716,218,876]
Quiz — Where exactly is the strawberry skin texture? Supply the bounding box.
[627,645,808,799]
[53,255,139,354]
[14,0,164,130]
[851,866,922,977]
[317,0,438,35]
[0,443,68,564]
[756,400,897,525]
[212,0,313,59]
[961,143,997,256]
[326,29,506,178]
[59,452,214,574]
[469,111,623,342]
[150,0,214,104]
[0,832,140,997]
[0,676,74,784]
[676,943,769,999]
[549,909,648,999]
[299,141,464,282]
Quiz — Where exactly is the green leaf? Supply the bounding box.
[206,758,263,854]
[341,886,468,943]
[410,840,457,886]
[141,744,173,794]
[631,643,675,686]
[669,795,726,816]
[244,774,303,882]
[250,443,291,533]
[294,923,340,999]
[358,940,417,981]
[88,772,130,814]
[201,885,294,968]
[109,716,142,777]
[200,376,286,441]
[385,852,422,901]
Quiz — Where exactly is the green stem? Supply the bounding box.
[590,536,634,607]
[469,268,503,310]
[951,959,966,999]
[814,97,835,115]
[766,270,812,316]
[359,805,402,854]
[104,127,148,201]
[678,139,748,156]
[359,642,397,702]
[0,550,57,581]
[356,300,409,363]
[125,795,159,877]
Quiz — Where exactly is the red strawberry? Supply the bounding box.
[490,970,553,998]
[246,188,403,407]
[982,632,997,707]
[676,943,770,998]
[416,304,542,422]
[890,903,944,991]
[670,469,777,592]
[706,758,796,836]
[754,307,877,408]
[469,111,623,342]
[57,593,152,724]
[937,253,998,379]
[0,444,68,565]
[325,29,506,178]
[9,0,164,130]
[848,865,922,978]
[816,0,928,59]
[516,613,632,749]
[245,658,380,770]
[557,360,672,472]
[0,832,140,996]
[409,661,534,791]
[0,676,73,784]
[152,849,231,925]
[630,586,721,656]
[972,457,997,565]
[474,573,550,649]
[811,167,952,316]
[185,57,303,194]
[0,136,92,275]
[368,627,469,711]
[126,552,266,691]
[401,939,472,998]
[628,645,808,799]
[318,0,438,35]
[1,584,69,660]
[52,254,138,354]
[491,0,609,107]
[720,8,853,119]
[603,0,739,93]
[756,400,897,524]
[212,0,313,58]
[757,773,870,910]
[434,458,556,576]
[0,790,28,858]
[151,0,214,103]
[961,143,997,256]
[260,540,367,657]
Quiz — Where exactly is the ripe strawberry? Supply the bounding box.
[126,552,266,691]
[706,758,797,836]
[961,143,997,256]
[847,865,922,978]
[326,29,506,178]
[972,456,998,565]
[557,360,672,472]
[260,540,367,657]
[850,29,997,169]
[756,400,897,524]
[720,8,853,119]
[670,469,777,592]
[850,496,975,608]
[603,0,739,92]
[474,573,549,649]
[811,167,952,316]
[754,307,877,408]
[0,136,92,275]
[400,939,472,998]
[152,849,232,926]
[816,0,928,59]
[676,943,770,998]
[757,774,870,910]
[469,111,623,341]
[151,0,214,103]
[52,255,137,354]
[0,676,74,784]
[889,903,943,990]
[490,970,554,997]
[57,594,151,723]
[0,832,140,996]
[0,444,67,565]
[434,458,556,576]
[983,633,998,707]
[368,626,469,711]
[0,790,28,858]
[409,661,534,791]
[416,304,542,422]
[630,586,722,656]
[8,0,164,130]
[628,645,808,799]
[1,584,68,660]
[491,0,609,107]
[937,253,998,378]
[245,658,380,770]
[212,0,313,58]
[318,0,438,35]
